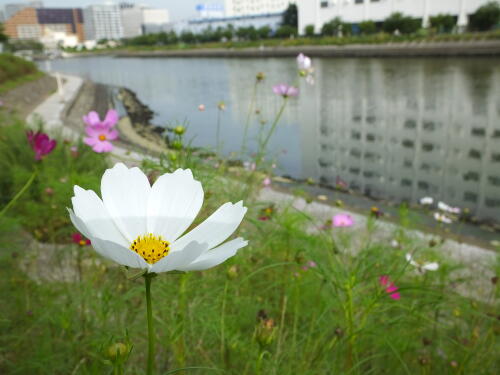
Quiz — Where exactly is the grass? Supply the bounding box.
[0,54,43,94]
[69,30,500,55]
[0,112,498,374]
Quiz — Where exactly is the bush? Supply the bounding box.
[257,26,271,39]
[0,53,38,85]
[321,17,351,36]
[429,14,456,33]
[304,24,315,37]
[383,12,421,34]
[275,25,298,39]
[469,1,500,31]
[359,21,377,35]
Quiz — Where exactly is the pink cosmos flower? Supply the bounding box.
[272,84,299,98]
[333,213,354,227]
[379,275,401,300]
[263,177,272,187]
[26,131,57,160]
[83,109,118,128]
[72,232,91,246]
[84,124,118,153]
[198,104,206,111]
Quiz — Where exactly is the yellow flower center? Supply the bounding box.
[79,240,86,246]
[130,233,170,264]
[98,134,107,141]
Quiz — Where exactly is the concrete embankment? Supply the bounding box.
[111,40,500,59]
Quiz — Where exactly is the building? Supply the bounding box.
[182,12,283,34]
[142,8,170,34]
[84,3,123,41]
[195,3,225,19]
[298,0,497,35]
[3,7,84,44]
[224,0,294,17]
[120,4,170,38]
[4,1,43,20]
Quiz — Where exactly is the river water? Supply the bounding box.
[44,56,500,221]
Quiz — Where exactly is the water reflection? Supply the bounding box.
[45,56,500,220]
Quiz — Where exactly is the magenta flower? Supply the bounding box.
[272,84,299,98]
[379,275,401,300]
[84,125,118,153]
[83,109,118,128]
[333,213,354,227]
[26,131,57,160]
[72,232,91,246]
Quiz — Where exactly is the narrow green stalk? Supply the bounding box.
[145,274,155,375]
[241,81,258,154]
[220,281,229,366]
[0,170,37,217]
[256,98,288,166]
[216,109,222,155]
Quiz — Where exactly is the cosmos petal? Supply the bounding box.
[149,241,208,273]
[423,262,439,271]
[101,163,151,242]
[172,201,247,252]
[90,237,149,269]
[147,169,204,242]
[71,185,128,248]
[179,237,248,271]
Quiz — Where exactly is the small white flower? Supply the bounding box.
[297,53,312,70]
[434,212,452,224]
[438,201,460,214]
[68,163,248,273]
[406,253,439,273]
[390,239,400,248]
[420,197,434,205]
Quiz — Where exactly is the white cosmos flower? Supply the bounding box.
[420,197,434,205]
[434,212,452,224]
[437,201,460,214]
[68,163,248,273]
[406,253,439,273]
[297,53,312,70]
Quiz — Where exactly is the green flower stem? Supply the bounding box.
[256,97,288,166]
[0,170,37,218]
[145,273,155,375]
[241,81,258,154]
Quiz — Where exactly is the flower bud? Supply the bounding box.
[227,265,238,280]
[108,343,128,359]
[174,125,185,136]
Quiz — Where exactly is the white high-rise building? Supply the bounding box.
[84,3,123,41]
[120,4,170,38]
[298,0,498,35]
[224,0,295,17]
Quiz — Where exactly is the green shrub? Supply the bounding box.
[304,24,315,37]
[383,12,421,34]
[321,17,351,36]
[0,53,38,86]
[275,25,298,39]
[429,14,457,33]
[359,21,377,35]
[469,1,500,31]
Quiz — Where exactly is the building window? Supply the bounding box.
[355,0,364,4]
[320,1,329,8]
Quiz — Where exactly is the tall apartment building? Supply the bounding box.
[120,3,170,38]
[4,1,44,20]
[224,0,294,17]
[3,7,84,43]
[84,4,123,41]
[298,0,495,35]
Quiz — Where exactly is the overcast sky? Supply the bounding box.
[0,0,225,21]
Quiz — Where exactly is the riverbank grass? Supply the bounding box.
[0,115,498,374]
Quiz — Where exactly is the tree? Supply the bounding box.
[321,17,351,37]
[469,1,500,31]
[359,21,377,35]
[282,4,298,28]
[429,14,456,33]
[275,25,298,39]
[383,12,420,34]
[304,24,315,37]
[257,26,271,39]
[180,31,195,44]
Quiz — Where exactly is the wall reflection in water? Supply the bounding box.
[301,58,500,220]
